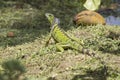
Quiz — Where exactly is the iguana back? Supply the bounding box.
[51,24,71,43]
[45,13,72,43]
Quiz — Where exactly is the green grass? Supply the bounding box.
[0,2,120,80]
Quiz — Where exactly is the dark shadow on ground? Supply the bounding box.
[0,7,50,47]
[0,0,76,48]
[72,65,120,80]
[101,50,120,55]
[0,27,49,47]
[72,66,108,80]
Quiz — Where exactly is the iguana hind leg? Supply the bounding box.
[55,43,70,52]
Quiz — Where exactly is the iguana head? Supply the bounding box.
[45,13,60,26]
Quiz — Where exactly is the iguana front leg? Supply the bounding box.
[45,32,52,47]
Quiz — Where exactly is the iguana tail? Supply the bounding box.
[70,42,95,56]
[82,48,95,57]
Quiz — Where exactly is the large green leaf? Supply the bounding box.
[83,0,101,11]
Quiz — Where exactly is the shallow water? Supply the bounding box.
[102,2,120,26]
[106,16,120,26]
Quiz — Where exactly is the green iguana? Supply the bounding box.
[45,13,94,55]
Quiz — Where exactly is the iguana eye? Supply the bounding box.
[49,15,53,18]
[45,13,53,18]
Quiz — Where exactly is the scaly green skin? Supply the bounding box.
[45,13,92,54]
